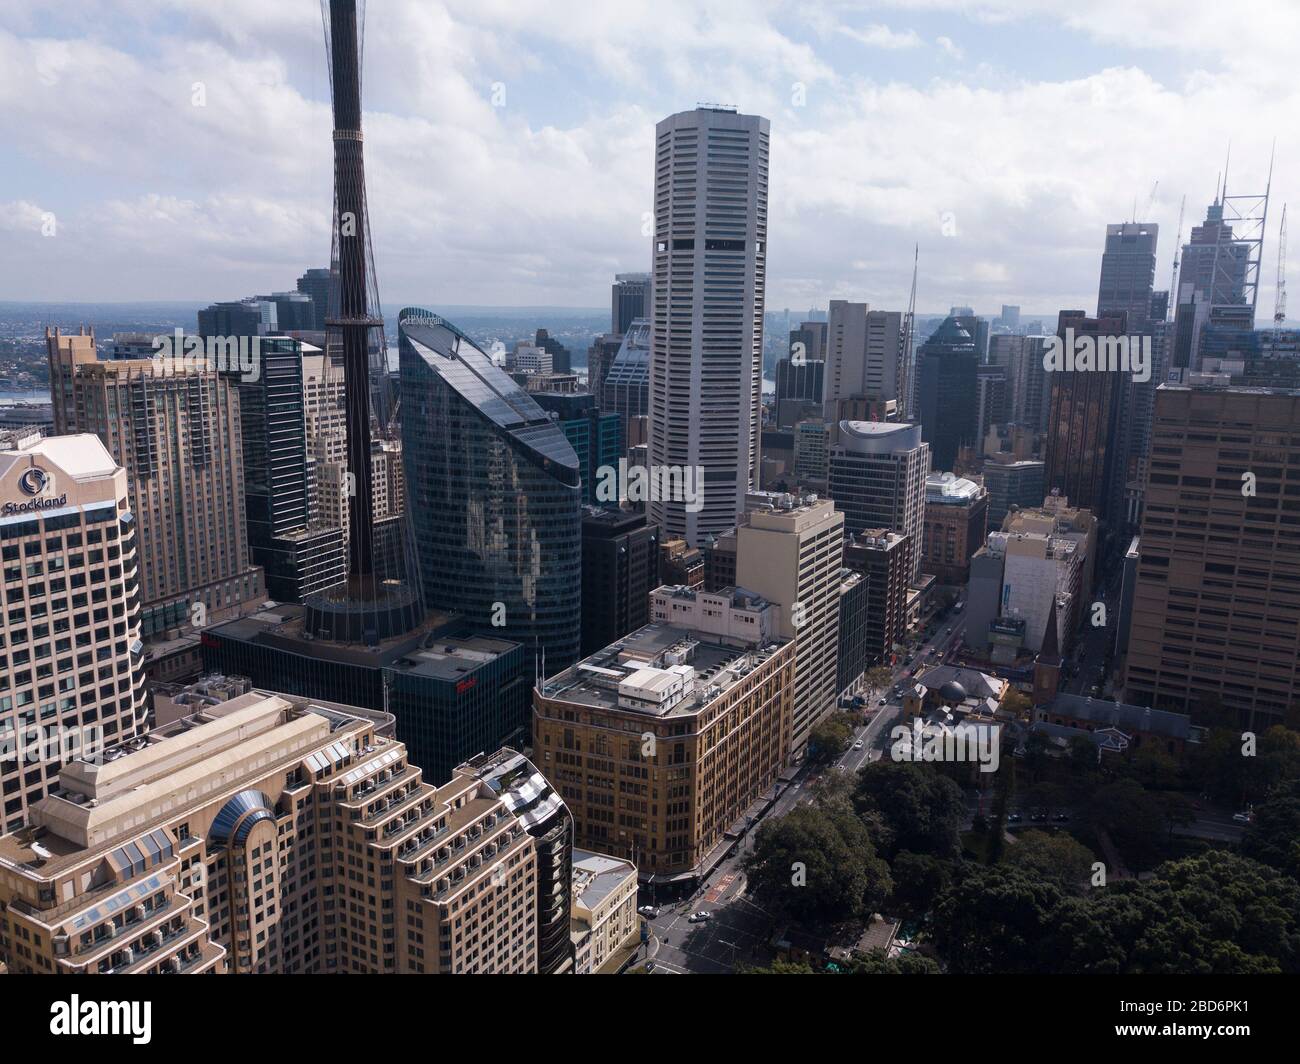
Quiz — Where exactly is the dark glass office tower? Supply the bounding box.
[400,307,583,670]
[916,315,979,471]
[296,267,331,330]
[230,336,346,601]
[532,391,622,507]
[1097,222,1158,328]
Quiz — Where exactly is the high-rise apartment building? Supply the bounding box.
[399,309,582,670]
[47,327,266,638]
[580,507,660,656]
[0,434,148,832]
[828,420,930,578]
[649,107,770,546]
[534,607,794,883]
[1097,222,1158,328]
[0,687,548,973]
[736,496,844,752]
[1123,384,1300,728]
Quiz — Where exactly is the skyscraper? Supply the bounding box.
[823,300,905,417]
[400,308,582,670]
[737,496,844,752]
[611,272,650,335]
[532,391,622,508]
[295,267,332,330]
[1097,222,1158,328]
[1043,310,1130,527]
[580,507,659,655]
[601,318,650,424]
[47,328,266,637]
[648,106,770,546]
[0,434,147,832]
[828,420,929,579]
[1123,383,1300,729]
[916,315,980,471]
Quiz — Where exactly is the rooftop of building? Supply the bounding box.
[572,848,637,912]
[539,622,789,719]
[0,432,119,482]
[1047,694,1196,741]
[203,601,519,678]
[0,689,389,874]
[655,583,774,612]
[925,471,984,503]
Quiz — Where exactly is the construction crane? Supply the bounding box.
[1135,180,1158,222]
[1167,194,1186,323]
[1274,203,1288,345]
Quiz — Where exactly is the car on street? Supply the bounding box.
[1053,812,1070,823]
[638,905,660,919]
[1232,812,1253,824]
[644,961,656,972]
[853,739,864,750]
[689,911,712,923]
[1007,812,1023,823]
[1031,809,1048,822]
[877,698,887,706]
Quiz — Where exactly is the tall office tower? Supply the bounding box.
[457,749,575,974]
[532,391,622,507]
[296,267,332,330]
[843,528,910,667]
[916,315,980,471]
[0,434,147,832]
[257,291,316,332]
[736,497,844,752]
[793,419,831,485]
[197,298,278,338]
[999,305,1021,331]
[989,334,1051,432]
[0,688,550,974]
[535,328,572,375]
[400,309,582,670]
[1170,194,1257,371]
[601,318,650,424]
[611,273,650,335]
[580,507,659,655]
[1097,222,1158,328]
[1124,384,1300,728]
[921,472,988,585]
[828,420,930,578]
[836,568,870,696]
[983,457,1046,526]
[229,336,346,601]
[536,599,794,882]
[789,320,828,362]
[649,106,770,546]
[822,301,905,416]
[1043,310,1131,530]
[48,328,266,637]
[975,363,1008,442]
[586,333,623,408]
[773,357,825,426]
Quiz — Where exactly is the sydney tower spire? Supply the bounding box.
[306,0,421,644]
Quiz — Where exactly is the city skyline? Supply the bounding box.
[1,0,1296,316]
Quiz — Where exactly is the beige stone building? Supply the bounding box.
[534,615,793,885]
[47,328,264,637]
[0,433,148,832]
[0,687,544,974]
[736,496,844,753]
[570,848,638,974]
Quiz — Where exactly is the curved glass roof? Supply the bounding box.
[399,307,579,477]
[210,789,275,848]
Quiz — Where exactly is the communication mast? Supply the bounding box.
[900,244,919,419]
[1274,203,1288,346]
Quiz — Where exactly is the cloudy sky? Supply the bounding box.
[1,0,1295,316]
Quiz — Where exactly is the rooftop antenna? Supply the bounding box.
[900,243,919,419]
[1273,203,1288,345]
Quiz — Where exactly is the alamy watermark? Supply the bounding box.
[151,329,261,381]
[1043,328,1151,383]
[595,459,704,513]
[889,717,1000,773]
[0,723,106,767]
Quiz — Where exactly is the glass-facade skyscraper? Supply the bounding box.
[399,307,582,670]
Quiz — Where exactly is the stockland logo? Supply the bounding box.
[595,458,703,512]
[890,717,1000,773]
[1043,328,1151,383]
[18,466,50,495]
[151,329,261,381]
[50,995,151,1044]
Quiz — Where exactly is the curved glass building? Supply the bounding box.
[399,307,582,670]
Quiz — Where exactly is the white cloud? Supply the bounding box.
[936,35,963,59]
[840,23,924,50]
